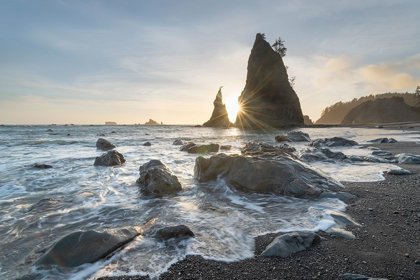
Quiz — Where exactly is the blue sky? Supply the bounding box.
[1,0,419,124]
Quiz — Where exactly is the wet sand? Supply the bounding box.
[99,142,420,280]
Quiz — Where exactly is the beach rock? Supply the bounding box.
[303,115,313,125]
[278,143,296,153]
[309,137,358,148]
[143,142,152,146]
[339,273,388,280]
[33,163,53,169]
[368,138,398,143]
[234,33,304,128]
[195,153,344,198]
[321,148,347,160]
[341,96,420,125]
[330,211,361,227]
[94,150,126,166]
[180,142,196,151]
[220,145,232,150]
[36,227,139,268]
[203,87,231,128]
[361,156,390,163]
[348,155,364,162]
[155,225,194,241]
[187,144,219,154]
[241,142,295,156]
[387,169,412,175]
[298,148,346,162]
[372,150,392,156]
[286,131,311,142]
[261,232,321,257]
[395,153,420,164]
[326,227,355,239]
[137,160,182,197]
[274,135,291,142]
[173,140,185,145]
[96,138,116,151]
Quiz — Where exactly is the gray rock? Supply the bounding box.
[339,273,388,280]
[137,160,182,197]
[195,153,344,198]
[368,138,397,143]
[96,138,116,151]
[33,163,53,169]
[261,232,321,257]
[36,227,140,268]
[326,227,356,240]
[94,150,126,166]
[321,148,347,160]
[279,143,297,153]
[274,135,291,142]
[143,142,152,146]
[241,142,294,156]
[286,131,311,142]
[187,144,219,154]
[309,137,358,148]
[180,142,196,151]
[330,211,361,227]
[298,148,346,162]
[396,153,420,164]
[362,156,390,163]
[348,155,364,162]
[372,150,392,156]
[173,140,185,145]
[155,225,194,241]
[387,169,412,175]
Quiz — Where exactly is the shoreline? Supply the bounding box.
[99,141,420,280]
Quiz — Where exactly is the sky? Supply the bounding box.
[1,0,419,125]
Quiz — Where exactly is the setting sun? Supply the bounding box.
[225,97,241,123]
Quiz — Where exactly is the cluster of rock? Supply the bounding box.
[174,140,220,154]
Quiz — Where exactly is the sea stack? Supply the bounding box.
[203,87,231,128]
[235,33,304,128]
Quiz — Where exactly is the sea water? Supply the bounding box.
[0,125,418,279]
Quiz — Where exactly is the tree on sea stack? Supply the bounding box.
[272,37,287,57]
[234,33,304,129]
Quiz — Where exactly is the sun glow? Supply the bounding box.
[226,97,241,123]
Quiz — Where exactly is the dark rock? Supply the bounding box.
[372,150,392,156]
[173,140,185,145]
[194,153,344,198]
[203,87,232,128]
[321,148,347,160]
[96,138,116,151]
[180,142,196,151]
[155,225,194,241]
[33,163,53,169]
[361,156,390,163]
[143,142,152,146]
[46,129,53,132]
[339,273,388,280]
[286,131,311,142]
[298,148,346,162]
[303,115,313,125]
[187,144,219,154]
[368,138,398,143]
[220,145,232,150]
[341,97,420,125]
[137,160,182,197]
[241,142,294,156]
[261,232,321,257]
[309,137,358,148]
[94,150,126,166]
[278,143,296,153]
[194,125,202,127]
[274,135,290,142]
[36,227,140,268]
[396,153,420,164]
[387,169,412,175]
[234,33,304,128]
[111,131,116,133]
[348,155,364,162]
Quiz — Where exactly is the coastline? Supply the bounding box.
[98,141,420,280]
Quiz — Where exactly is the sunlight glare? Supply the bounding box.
[226,97,241,123]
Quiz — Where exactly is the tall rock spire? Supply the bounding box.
[203,87,231,128]
[234,33,304,128]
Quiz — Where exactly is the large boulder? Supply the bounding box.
[203,87,232,128]
[137,160,182,196]
[341,97,420,125]
[261,232,321,257]
[36,227,139,268]
[96,138,116,150]
[187,144,219,154]
[155,225,194,241]
[234,33,304,128]
[194,153,344,198]
[94,150,126,166]
[309,137,358,148]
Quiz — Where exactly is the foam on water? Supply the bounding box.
[0,125,418,279]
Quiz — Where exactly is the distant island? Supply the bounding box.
[143,119,163,125]
[105,121,117,125]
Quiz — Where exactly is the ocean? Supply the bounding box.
[0,125,418,279]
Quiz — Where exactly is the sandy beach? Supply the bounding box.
[98,139,420,280]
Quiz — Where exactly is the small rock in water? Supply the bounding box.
[387,169,412,175]
[261,232,321,257]
[180,142,196,151]
[96,138,116,151]
[220,145,232,150]
[173,139,185,145]
[155,225,194,241]
[285,131,311,142]
[372,150,392,156]
[309,137,358,148]
[187,144,219,154]
[368,138,397,143]
[143,142,152,146]
[33,163,53,169]
[94,150,126,166]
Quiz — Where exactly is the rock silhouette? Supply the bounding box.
[234,33,304,128]
[203,87,231,128]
